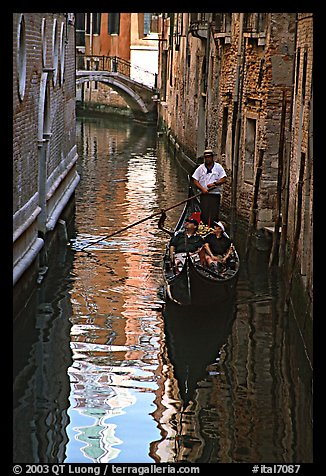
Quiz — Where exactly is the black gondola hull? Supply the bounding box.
[165,255,238,306]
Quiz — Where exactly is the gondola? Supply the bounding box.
[162,186,240,307]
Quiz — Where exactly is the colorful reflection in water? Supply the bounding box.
[65,117,188,463]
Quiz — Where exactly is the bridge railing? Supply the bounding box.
[76,54,158,88]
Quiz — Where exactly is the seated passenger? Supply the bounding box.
[169,218,204,273]
[204,221,233,271]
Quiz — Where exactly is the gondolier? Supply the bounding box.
[192,149,227,226]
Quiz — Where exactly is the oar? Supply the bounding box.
[76,191,203,251]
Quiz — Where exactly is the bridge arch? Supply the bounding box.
[76,71,155,119]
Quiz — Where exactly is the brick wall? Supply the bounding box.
[159,13,298,228]
[13,13,79,287]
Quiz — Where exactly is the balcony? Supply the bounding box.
[189,13,209,39]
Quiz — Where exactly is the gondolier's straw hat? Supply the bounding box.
[203,149,214,156]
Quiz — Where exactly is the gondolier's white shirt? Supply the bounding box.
[192,162,226,194]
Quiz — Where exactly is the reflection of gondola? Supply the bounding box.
[163,298,236,407]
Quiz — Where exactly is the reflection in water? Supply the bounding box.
[13,244,74,463]
[13,116,312,464]
[163,300,236,408]
[157,300,236,462]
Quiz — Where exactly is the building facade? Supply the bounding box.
[75,13,159,113]
[13,13,79,298]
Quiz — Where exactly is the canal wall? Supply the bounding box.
[76,99,133,120]
[13,196,76,319]
[13,13,79,305]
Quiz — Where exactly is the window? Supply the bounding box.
[243,13,266,33]
[75,13,85,48]
[150,13,159,33]
[17,14,26,101]
[142,12,159,36]
[221,107,229,155]
[52,19,59,86]
[41,18,47,68]
[93,13,101,34]
[59,22,65,86]
[144,13,151,35]
[244,118,256,182]
[86,13,101,34]
[174,13,183,51]
[75,12,85,30]
[108,13,120,35]
[190,13,209,23]
[295,48,301,96]
[213,13,231,34]
[302,49,308,102]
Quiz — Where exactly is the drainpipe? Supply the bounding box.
[89,13,93,102]
[89,13,93,56]
[204,19,211,143]
[230,13,244,239]
[37,139,48,235]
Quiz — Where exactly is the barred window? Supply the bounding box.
[243,13,267,33]
[212,13,231,33]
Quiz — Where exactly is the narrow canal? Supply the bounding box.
[13,116,313,464]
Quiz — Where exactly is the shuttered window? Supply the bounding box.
[108,13,120,35]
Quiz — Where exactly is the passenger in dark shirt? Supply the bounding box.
[169,218,204,272]
[204,220,232,269]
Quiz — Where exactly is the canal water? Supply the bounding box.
[13,116,313,464]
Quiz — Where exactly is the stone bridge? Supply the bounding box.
[76,56,159,123]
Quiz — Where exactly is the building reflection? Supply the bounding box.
[67,364,135,462]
